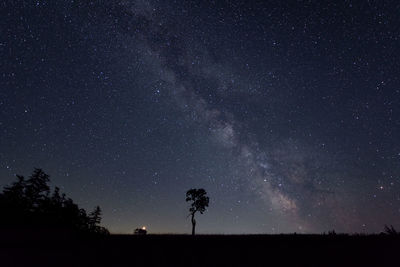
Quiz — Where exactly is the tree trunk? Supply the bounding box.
[191,213,196,235]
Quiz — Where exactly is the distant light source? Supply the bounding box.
[134,226,147,235]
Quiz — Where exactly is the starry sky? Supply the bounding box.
[1,0,400,234]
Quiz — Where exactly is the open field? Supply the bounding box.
[1,231,399,266]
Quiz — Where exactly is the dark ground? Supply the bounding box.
[1,230,399,267]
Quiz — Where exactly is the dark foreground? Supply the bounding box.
[1,230,399,266]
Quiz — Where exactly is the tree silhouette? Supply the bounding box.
[89,206,102,226]
[0,168,109,235]
[185,188,209,235]
[25,168,50,207]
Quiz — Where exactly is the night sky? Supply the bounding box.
[1,0,400,234]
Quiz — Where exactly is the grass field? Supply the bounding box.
[1,230,399,266]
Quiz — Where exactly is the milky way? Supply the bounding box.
[1,0,400,233]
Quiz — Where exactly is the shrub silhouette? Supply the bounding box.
[0,168,108,235]
[185,188,209,235]
[384,225,398,235]
[328,230,337,235]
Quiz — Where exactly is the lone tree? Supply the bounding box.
[185,188,209,235]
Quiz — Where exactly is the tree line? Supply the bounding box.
[0,168,108,235]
